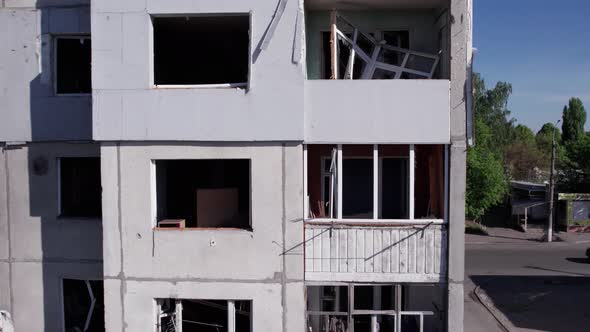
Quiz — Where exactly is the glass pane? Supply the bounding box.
[381,158,409,219]
[372,68,398,80]
[379,47,406,67]
[405,54,436,74]
[401,314,421,332]
[354,286,396,310]
[342,158,373,219]
[307,286,348,312]
[573,201,590,221]
[356,32,375,57]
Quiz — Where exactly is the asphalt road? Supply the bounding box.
[464,229,590,332]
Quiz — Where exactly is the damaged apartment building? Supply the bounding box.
[0,0,472,331]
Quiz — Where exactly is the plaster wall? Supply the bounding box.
[91,0,305,141]
[0,141,103,331]
[5,143,102,261]
[0,2,92,142]
[304,79,450,143]
[101,142,305,331]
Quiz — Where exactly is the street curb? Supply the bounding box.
[473,285,514,332]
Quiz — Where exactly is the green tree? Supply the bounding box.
[466,119,509,221]
[514,124,535,146]
[472,73,515,153]
[560,133,590,192]
[562,97,587,144]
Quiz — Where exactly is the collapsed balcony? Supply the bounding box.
[305,0,450,80]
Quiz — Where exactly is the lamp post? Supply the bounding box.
[547,120,560,243]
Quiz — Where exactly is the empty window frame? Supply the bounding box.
[157,299,251,332]
[306,284,445,332]
[154,159,251,229]
[304,145,446,222]
[152,15,250,87]
[55,36,92,94]
[62,279,105,332]
[58,157,102,218]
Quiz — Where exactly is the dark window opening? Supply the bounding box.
[56,37,91,94]
[63,279,105,332]
[59,157,102,218]
[342,158,373,219]
[381,158,409,219]
[153,15,250,86]
[158,299,251,332]
[156,159,251,229]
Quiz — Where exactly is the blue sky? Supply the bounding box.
[474,0,590,132]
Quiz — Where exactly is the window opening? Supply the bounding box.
[306,284,444,332]
[155,159,251,229]
[157,299,251,332]
[63,279,105,332]
[152,15,250,86]
[55,36,91,94]
[59,157,102,218]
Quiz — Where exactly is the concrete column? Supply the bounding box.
[448,0,472,330]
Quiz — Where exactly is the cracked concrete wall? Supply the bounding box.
[91,0,305,141]
[0,1,92,142]
[448,0,471,331]
[0,142,103,331]
[100,142,305,331]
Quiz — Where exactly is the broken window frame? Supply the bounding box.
[329,12,439,80]
[61,278,104,332]
[304,144,449,225]
[150,13,252,90]
[156,299,251,332]
[53,35,92,96]
[306,284,437,332]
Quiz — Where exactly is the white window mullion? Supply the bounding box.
[337,144,343,219]
[228,300,236,332]
[444,145,449,223]
[373,145,379,220]
[175,300,183,332]
[409,145,415,220]
[303,145,309,220]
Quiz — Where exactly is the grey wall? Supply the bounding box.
[101,142,305,331]
[91,0,306,141]
[0,1,92,142]
[305,80,450,143]
[0,142,103,331]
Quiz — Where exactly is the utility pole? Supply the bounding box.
[547,120,560,242]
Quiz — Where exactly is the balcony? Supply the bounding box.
[303,1,451,144]
[303,144,448,282]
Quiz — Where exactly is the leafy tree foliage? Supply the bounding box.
[562,97,587,144]
[514,124,535,146]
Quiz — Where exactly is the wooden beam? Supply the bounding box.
[330,10,338,79]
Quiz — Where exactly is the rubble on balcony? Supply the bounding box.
[328,12,440,80]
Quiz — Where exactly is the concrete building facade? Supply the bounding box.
[0,0,472,331]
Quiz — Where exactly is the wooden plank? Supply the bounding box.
[357,228,365,272]
[339,227,348,272]
[321,227,331,272]
[374,229,382,273]
[313,228,322,272]
[425,230,434,274]
[305,227,314,272]
[365,229,374,272]
[382,230,391,273]
[348,228,356,272]
[331,228,338,272]
[391,230,399,273]
[408,231,416,274]
[416,228,425,274]
[399,230,408,273]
